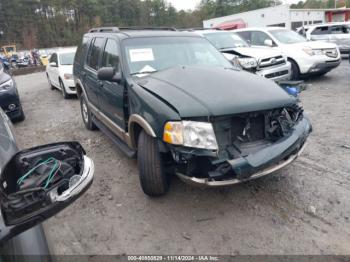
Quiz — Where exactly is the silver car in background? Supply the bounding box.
[298,22,350,56]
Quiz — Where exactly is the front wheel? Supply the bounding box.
[80,94,97,130]
[289,60,300,80]
[60,80,69,99]
[137,131,170,197]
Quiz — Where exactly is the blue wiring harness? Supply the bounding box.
[17,157,62,189]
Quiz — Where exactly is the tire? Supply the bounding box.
[47,74,55,90]
[137,130,170,197]
[60,80,69,99]
[289,60,300,80]
[80,94,97,130]
[13,106,25,122]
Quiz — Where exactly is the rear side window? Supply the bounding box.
[312,26,330,35]
[101,39,120,70]
[86,37,105,71]
[330,25,350,34]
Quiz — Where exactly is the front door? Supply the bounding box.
[98,38,125,129]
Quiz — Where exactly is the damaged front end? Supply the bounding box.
[171,105,312,186]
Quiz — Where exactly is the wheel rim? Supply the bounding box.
[82,100,89,124]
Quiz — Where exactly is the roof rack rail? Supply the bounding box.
[89,27,120,33]
[179,27,222,31]
[118,26,177,31]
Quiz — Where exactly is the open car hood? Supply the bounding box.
[137,65,296,118]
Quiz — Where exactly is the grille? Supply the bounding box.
[265,70,289,79]
[259,56,286,69]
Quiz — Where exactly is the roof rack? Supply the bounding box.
[89,27,120,33]
[179,27,222,31]
[119,26,177,31]
[88,26,177,33]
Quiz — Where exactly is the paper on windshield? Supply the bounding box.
[129,48,154,62]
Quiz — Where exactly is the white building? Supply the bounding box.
[203,5,350,30]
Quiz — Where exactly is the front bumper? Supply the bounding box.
[256,62,291,81]
[63,79,77,94]
[175,118,311,187]
[304,59,341,76]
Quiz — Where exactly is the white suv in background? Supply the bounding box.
[46,48,77,99]
[297,22,350,56]
[235,27,341,80]
[193,29,291,81]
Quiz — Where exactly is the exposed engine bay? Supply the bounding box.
[172,105,307,181]
[0,142,86,226]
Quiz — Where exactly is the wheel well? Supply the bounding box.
[130,122,143,149]
[287,57,300,71]
[76,84,83,98]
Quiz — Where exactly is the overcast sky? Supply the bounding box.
[167,0,299,11]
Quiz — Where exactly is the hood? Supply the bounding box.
[59,65,73,74]
[222,47,283,60]
[136,66,295,118]
[289,41,338,49]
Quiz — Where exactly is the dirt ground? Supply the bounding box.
[13,60,350,255]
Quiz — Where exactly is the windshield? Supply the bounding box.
[269,29,307,44]
[59,52,75,65]
[203,32,249,49]
[123,37,232,75]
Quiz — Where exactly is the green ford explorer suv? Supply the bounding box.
[73,27,312,197]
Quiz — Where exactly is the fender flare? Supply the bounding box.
[128,114,156,148]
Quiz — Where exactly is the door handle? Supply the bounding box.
[98,81,103,87]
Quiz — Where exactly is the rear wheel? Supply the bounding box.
[60,80,69,99]
[137,130,170,197]
[80,94,97,130]
[289,60,300,80]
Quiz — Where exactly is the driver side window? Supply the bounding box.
[101,39,120,71]
[250,31,273,46]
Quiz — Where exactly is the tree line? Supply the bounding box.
[0,0,347,49]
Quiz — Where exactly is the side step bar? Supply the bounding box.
[92,116,137,158]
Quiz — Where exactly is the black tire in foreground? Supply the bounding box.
[14,106,25,122]
[80,94,97,130]
[137,130,170,197]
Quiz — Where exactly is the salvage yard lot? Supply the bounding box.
[13,61,350,255]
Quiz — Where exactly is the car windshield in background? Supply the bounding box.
[59,52,75,65]
[269,29,307,44]
[204,32,249,49]
[123,37,232,76]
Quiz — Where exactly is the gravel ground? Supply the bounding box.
[12,60,350,255]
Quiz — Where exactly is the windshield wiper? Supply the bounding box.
[130,70,158,76]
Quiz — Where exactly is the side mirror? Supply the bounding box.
[49,62,57,67]
[0,142,94,244]
[264,39,274,47]
[97,67,122,83]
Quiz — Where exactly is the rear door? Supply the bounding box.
[83,37,106,108]
[98,38,125,129]
[329,25,350,50]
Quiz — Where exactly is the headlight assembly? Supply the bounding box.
[163,121,218,150]
[0,79,14,92]
[64,73,74,80]
[237,57,257,69]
